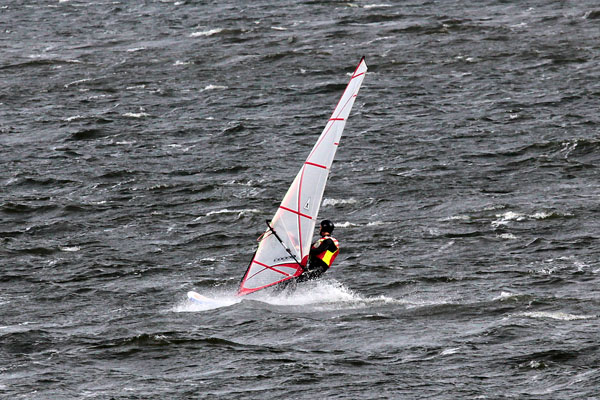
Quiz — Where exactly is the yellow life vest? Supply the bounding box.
[314,235,339,267]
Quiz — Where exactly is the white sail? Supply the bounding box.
[238,57,367,295]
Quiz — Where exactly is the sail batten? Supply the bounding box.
[237,58,368,296]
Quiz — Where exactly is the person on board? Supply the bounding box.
[273,220,339,293]
[296,219,340,283]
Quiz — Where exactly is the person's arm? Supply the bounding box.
[310,238,331,256]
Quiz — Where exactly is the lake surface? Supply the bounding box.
[1,0,599,398]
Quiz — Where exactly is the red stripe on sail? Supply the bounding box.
[279,205,313,220]
[252,260,289,276]
[306,58,366,161]
[297,162,307,257]
[237,263,303,296]
[305,161,327,169]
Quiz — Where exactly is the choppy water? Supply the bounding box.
[2,0,600,398]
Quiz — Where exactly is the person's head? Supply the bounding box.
[320,219,334,236]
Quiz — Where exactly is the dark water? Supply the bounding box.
[2,0,600,398]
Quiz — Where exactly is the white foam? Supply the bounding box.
[531,211,551,219]
[336,220,389,228]
[60,246,80,252]
[201,84,228,91]
[526,360,543,369]
[175,281,397,313]
[532,211,572,219]
[205,208,261,217]
[64,78,92,88]
[492,211,525,227]
[64,115,85,122]
[177,302,221,313]
[498,211,525,221]
[190,29,223,37]
[518,311,596,321]
[174,293,240,312]
[364,4,392,8]
[123,112,150,118]
[367,220,386,226]
[483,204,506,212]
[493,210,572,227]
[494,291,518,301]
[444,215,470,221]
[264,282,397,312]
[252,281,359,307]
[440,347,461,356]
[401,295,454,309]
[322,198,357,207]
[224,179,263,187]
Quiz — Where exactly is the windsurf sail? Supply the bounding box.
[238,57,368,296]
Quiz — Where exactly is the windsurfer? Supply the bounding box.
[296,220,339,283]
[236,57,367,296]
[272,219,340,294]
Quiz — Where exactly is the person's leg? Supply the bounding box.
[296,264,328,283]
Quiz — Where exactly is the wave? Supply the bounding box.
[90,332,249,350]
[189,28,223,37]
[517,311,596,321]
[474,139,600,166]
[67,128,113,141]
[175,281,398,313]
[204,208,261,217]
[322,198,357,206]
[492,210,573,227]
[122,112,150,118]
[335,220,389,228]
[201,84,228,91]
[0,58,80,71]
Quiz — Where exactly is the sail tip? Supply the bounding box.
[359,56,367,69]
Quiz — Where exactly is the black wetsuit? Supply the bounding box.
[296,236,338,283]
[274,235,339,292]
